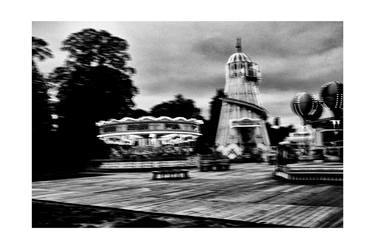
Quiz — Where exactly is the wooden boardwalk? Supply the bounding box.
[32,163,343,227]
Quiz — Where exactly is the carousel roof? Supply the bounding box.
[96,116,204,126]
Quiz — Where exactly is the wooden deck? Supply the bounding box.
[32,163,343,228]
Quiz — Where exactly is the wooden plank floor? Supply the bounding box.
[32,163,343,227]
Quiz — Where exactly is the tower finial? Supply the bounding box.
[235,38,242,52]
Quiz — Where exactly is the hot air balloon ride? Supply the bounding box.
[274,83,343,182]
[316,81,343,161]
[320,81,343,119]
[291,92,323,125]
[286,92,323,160]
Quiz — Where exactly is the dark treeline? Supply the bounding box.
[33,29,140,180]
[32,37,54,178]
[32,29,209,180]
[32,28,294,180]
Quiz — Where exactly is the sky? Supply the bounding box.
[32,21,343,126]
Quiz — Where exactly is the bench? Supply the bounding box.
[199,158,230,172]
[152,169,189,180]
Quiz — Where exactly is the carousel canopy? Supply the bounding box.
[96,116,203,126]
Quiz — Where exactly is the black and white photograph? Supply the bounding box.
[3,0,375,248]
[32,21,343,228]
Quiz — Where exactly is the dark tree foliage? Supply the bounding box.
[32,37,52,64]
[266,118,295,146]
[195,89,225,154]
[48,66,72,86]
[57,66,137,121]
[51,29,138,173]
[32,37,53,179]
[206,89,225,146]
[130,108,150,118]
[61,28,135,74]
[150,94,208,154]
[32,68,52,136]
[150,94,203,120]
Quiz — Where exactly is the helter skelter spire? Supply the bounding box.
[235,37,242,52]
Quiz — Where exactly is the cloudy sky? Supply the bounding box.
[32,22,342,126]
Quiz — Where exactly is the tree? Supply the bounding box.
[57,65,138,121]
[195,89,225,154]
[266,118,296,146]
[131,108,150,118]
[150,94,203,119]
[32,37,53,179]
[51,29,138,172]
[206,89,225,146]
[32,37,52,66]
[61,28,134,74]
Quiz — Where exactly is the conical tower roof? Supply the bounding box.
[227,38,252,64]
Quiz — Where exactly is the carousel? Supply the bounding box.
[95,116,203,170]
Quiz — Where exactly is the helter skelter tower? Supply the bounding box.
[215,38,270,159]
